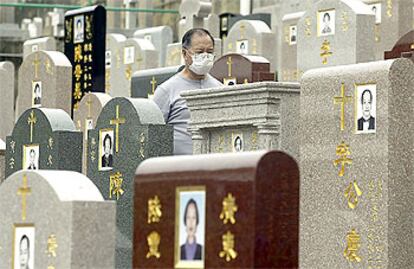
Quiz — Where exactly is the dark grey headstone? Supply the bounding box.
[5,108,82,178]
[86,97,173,269]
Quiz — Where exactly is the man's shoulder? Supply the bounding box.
[205,74,223,87]
[158,73,184,91]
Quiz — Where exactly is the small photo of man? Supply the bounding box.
[24,144,39,170]
[32,81,41,107]
[73,15,84,44]
[13,225,35,269]
[356,84,376,134]
[318,10,335,36]
[370,3,382,24]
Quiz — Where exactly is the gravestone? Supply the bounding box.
[64,5,106,112]
[228,13,272,30]
[122,38,159,94]
[219,12,237,39]
[280,11,305,82]
[87,97,173,269]
[131,65,182,98]
[224,19,277,72]
[0,139,5,183]
[0,61,15,141]
[133,150,299,268]
[181,81,300,160]
[166,38,222,67]
[133,26,174,68]
[73,92,112,174]
[384,30,414,62]
[16,51,72,119]
[23,37,56,59]
[362,0,413,60]
[0,170,116,268]
[210,53,275,85]
[297,0,376,73]
[105,33,127,96]
[300,58,414,268]
[5,108,82,178]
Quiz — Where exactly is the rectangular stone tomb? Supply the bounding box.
[300,58,414,268]
[87,97,173,269]
[131,65,182,98]
[5,108,83,178]
[0,170,116,268]
[133,150,299,268]
[181,81,300,160]
[64,5,106,112]
[209,53,275,85]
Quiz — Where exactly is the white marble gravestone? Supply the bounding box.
[23,37,56,59]
[224,19,277,72]
[0,170,116,268]
[73,92,112,174]
[300,58,414,268]
[16,51,72,119]
[280,11,305,82]
[297,0,376,73]
[182,81,300,160]
[0,61,15,141]
[133,26,173,68]
[362,0,413,60]
[106,33,127,96]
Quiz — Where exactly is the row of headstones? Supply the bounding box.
[1,55,414,267]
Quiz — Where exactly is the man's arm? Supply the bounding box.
[153,85,170,123]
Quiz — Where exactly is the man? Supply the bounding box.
[357,89,375,131]
[19,235,30,269]
[321,12,332,34]
[33,83,41,106]
[234,136,243,152]
[180,199,202,260]
[27,149,37,170]
[101,134,113,167]
[153,28,222,155]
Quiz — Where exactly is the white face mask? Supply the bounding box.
[188,52,214,75]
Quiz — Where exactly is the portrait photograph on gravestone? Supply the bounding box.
[32,81,42,107]
[355,84,376,134]
[318,9,335,36]
[13,224,35,269]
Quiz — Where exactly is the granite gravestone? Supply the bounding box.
[384,30,414,62]
[280,11,305,82]
[181,82,300,160]
[0,139,5,183]
[133,26,174,68]
[297,0,376,73]
[224,19,277,72]
[361,0,413,60]
[165,38,222,67]
[5,108,82,178]
[209,53,275,85]
[87,97,173,269]
[64,5,106,112]
[23,37,56,59]
[0,61,15,141]
[0,170,116,268]
[122,38,159,95]
[73,92,112,174]
[300,58,414,268]
[16,51,72,119]
[133,151,299,268]
[106,33,127,96]
[131,65,182,99]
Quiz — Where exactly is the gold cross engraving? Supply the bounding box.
[17,175,31,221]
[226,56,233,77]
[27,110,37,143]
[150,76,157,95]
[32,52,41,79]
[110,105,126,153]
[333,83,352,131]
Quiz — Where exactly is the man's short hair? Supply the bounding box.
[20,234,30,250]
[361,89,373,104]
[323,12,330,21]
[183,198,199,226]
[34,83,40,93]
[182,28,215,49]
[103,134,112,149]
[30,149,35,155]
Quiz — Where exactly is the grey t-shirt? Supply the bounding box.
[153,72,223,155]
